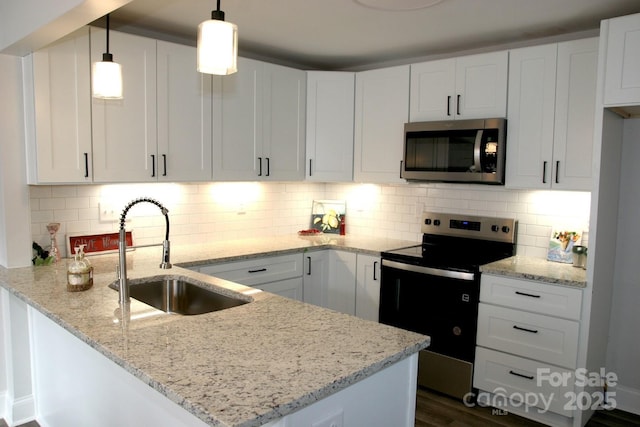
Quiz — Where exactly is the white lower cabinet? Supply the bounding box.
[355,254,381,321]
[303,250,357,315]
[474,274,583,423]
[197,253,304,301]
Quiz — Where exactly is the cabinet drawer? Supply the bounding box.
[474,347,574,417]
[198,254,303,286]
[255,277,303,301]
[480,274,582,320]
[477,303,579,368]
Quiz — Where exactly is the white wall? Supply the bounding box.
[607,117,640,413]
[0,54,32,268]
[28,182,590,260]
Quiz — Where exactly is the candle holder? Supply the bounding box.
[46,222,61,263]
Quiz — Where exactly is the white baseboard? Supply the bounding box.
[5,394,36,426]
[0,390,6,419]
[614,384,640,415]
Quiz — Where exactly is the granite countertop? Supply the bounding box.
[0,235,427,427]
[480,255,588,288]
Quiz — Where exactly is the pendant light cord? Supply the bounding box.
[106,14,111,54]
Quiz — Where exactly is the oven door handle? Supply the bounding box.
[382,259,475,281]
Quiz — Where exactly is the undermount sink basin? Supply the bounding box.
[111,277,249,315]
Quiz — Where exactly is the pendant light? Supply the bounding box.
[92,14,123,99]
[197,0,238,75]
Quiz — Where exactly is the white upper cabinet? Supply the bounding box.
[409,51,508,122]
[353,65,409,183]
[156,40,212,182]
[506,38,598,190]
[306,71,355,182]
[91,28,157,183]
[213,58,306,181]
[25,28,92,184]
[603,13,640,107]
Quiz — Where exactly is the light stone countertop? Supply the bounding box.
[480,255,588,288]
[0,235,427,427]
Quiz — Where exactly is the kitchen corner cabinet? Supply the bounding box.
[303,250,357,315]
[92,30,212,183]
[506,38,598,190]
[409,51,508,122]
[353,65,409,183]
[24,28,92,184]
[306,72,355,182]
[212,58,306,181]
[355,254,381,322]
[603,13,640,107]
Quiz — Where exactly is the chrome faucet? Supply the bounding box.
[118,197,172,305]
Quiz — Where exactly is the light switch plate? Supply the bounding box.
[99,202,119,223]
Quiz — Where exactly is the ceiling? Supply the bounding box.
[108,0,640,70]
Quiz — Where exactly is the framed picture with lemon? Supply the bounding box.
[311,200,346,234]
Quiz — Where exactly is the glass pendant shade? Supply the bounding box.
[92,55,123,99]
[197,18,238,75]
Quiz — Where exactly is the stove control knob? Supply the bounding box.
[491,225,499,232]
[434,219,441,226]
[424,218,432,225]
[502,226,510,233]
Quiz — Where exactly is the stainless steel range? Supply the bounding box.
[379,211,516,400]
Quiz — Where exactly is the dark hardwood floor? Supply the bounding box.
[415,388,640,427]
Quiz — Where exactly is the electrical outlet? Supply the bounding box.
[311,410,343,427]
[99,202,119,223]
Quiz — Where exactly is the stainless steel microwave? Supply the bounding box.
[402,118,506,184]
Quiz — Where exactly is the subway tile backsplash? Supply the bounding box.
[30,182,590,260]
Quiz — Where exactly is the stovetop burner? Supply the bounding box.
[382,212,516,271]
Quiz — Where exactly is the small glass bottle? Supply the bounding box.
[339,216,346,236]
[67,244,93,292]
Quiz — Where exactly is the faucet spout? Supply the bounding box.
[118,197,172,305]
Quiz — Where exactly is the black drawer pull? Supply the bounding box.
[84,152,89,178]
[509,370,534,380]
[515,291,541,298]
[248,268,267,273]
[513,325,538,334]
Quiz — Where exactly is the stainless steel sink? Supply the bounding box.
[110,277,249,315]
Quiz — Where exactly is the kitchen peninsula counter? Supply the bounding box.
[0,235,427,427]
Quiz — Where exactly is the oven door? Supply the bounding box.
[379,259,480,362]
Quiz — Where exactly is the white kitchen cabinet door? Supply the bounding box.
[91,29,157,183]
[303,250,330,308]
[354,65,409,183]
[505,43,558,189]
[256,277,304,301]
[454,51,508,119]
[409,59,455,121]
[261,63,306,181]
[409,52,507,122]
[26,28,92,184]
[506,39,597,190]
[355,254,380,322]
[212,57,263,181]
[306,71,355,182]
[327,251,357,316]
[603,13,640,106]
[156,41,212,182]
[552,38,598,191]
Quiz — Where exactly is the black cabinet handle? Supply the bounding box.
[555,161,560,184]
[266,157,270,177]
[456,94,461,115]
[399,160,403,179]
[162,154,167,177]
[513,325,539,334]
[84,153,89,178]
[515,291,541,298]
[258,157,262,176]
[307,256,311,275]
[447,96,451,116]
[373,261,378,281]
[542,161,547,184]
[309,159,312,177]
[151,154,156,177]
[509,370,534,380]
[248,268,267,273]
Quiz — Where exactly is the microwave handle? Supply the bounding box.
[473,130,483,173]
